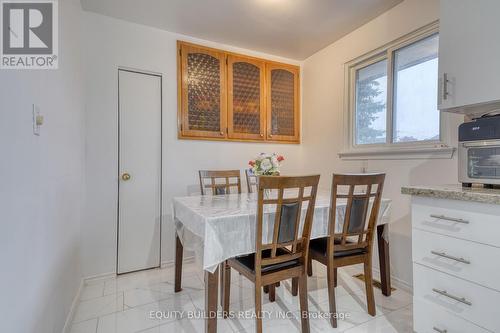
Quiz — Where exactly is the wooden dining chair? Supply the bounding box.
[222,175,320,333]
[245,169,258,193]
[308,173,385,328]
[244,169,283,294]
[198,170,242,195]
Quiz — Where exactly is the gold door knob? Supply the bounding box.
[121,173,131,181]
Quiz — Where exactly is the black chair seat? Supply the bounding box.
[310,237,367,257]
[235,248,300,273]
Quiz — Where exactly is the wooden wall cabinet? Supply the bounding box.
[177,41,300,143]
[227,55,265,141]
[266,64,300,142]
[178,43,227,139]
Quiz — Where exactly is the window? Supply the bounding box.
[343,23,452,159]
[392,34,439,143]
[355,59,388,145]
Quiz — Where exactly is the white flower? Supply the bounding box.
[260,158,273,171]
[271,155,279,168]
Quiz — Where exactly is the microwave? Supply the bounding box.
[459,115,500,187]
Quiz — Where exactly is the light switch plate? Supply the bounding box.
[32,104,41,136]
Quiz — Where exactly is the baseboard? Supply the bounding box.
[371,267,413,294]
[343,265,413,294]
[84,271,116,283]
[161,255,195,268]
[61,278,84,333]
[82,257,196,285]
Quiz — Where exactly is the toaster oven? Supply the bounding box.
[458,115,500,187]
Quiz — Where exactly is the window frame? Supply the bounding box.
[341,21,454,160]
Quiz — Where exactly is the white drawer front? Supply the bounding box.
[412,197,500,248]
[413,228,500,291]
[414,297,490,333]
[413,263,500,332]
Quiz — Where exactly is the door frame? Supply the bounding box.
[117,67,163,275]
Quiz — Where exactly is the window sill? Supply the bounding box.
[338,145,456,160]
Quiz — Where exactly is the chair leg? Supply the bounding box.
[298,274,310,333]
[291,277,298,296]
[307,256,313,277]
[364,260,376,316]
[327,265,338,328]
[255,282,263,333]
[221,262,231,316]
[174,234,183,292]
[269,284,276,302]
[263,285,269,293]
[334,268,338,287]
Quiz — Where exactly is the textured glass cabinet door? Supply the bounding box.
[179,43,227,138]
[266,64,300,142]
[227,56,265,140]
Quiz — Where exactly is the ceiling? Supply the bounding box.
[80,0,403,60]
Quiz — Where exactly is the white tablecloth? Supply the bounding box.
[173,191,391,273]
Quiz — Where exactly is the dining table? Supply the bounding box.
[172,190,392,333]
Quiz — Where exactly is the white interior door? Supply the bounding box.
[118,69,162,274]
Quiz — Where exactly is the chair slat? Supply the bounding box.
[340,185,355,246]
[271,187,285,257]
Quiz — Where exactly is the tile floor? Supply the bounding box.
[70,261,413,333]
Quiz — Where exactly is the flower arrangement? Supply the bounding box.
[248,153,285,176]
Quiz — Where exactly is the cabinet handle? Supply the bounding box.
[430,214,469,224]
[432,288,472,306]
[433,327,447,333]
[430,250,471,264]
[269,134,273,138]
[260,133,264,137]
[443,73,450,100]
[220,131,224,136]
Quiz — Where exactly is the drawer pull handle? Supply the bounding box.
[432,288,472,306]
[431,250,471,264]
[430,214,469,224]
[433,328,447,333]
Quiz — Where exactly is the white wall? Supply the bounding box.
[0,0,85,332]
[302,0,463,287]
[82,12,305,277]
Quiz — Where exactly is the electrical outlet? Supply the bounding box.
[32,104,42,136]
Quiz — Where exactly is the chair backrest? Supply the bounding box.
[329,173,385,253]
[245,169,258,193]
[255,175,320,273]
[198,170,242,195]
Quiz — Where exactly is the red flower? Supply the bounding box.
[248,160,256,166]
[277,155,285,162]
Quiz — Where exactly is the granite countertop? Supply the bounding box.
[401,184,500,205]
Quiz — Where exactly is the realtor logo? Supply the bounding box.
[1,0,58,69]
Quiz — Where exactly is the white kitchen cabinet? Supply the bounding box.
[413,228,500,291]
[414,263,500,332]
[438,0,500,114]
[414,298,490,333]
[409,195,500,332]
